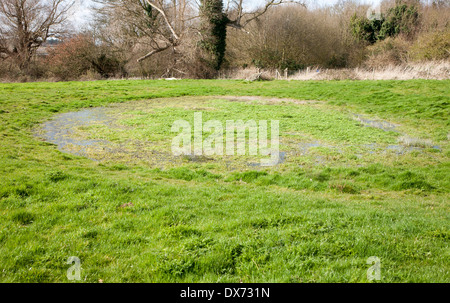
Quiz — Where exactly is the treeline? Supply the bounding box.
[227,0,449,70]
[0,0,449,81]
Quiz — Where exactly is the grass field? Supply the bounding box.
[0,79,449,282]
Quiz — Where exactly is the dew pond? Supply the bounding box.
[35,96,442,170]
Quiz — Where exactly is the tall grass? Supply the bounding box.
[218,61,449,81]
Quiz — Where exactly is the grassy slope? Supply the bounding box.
[0,79,448,282]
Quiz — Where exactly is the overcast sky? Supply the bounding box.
[68,0,382,30]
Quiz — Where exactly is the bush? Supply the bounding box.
[350,2,420,44]
[365,36,411,67]
[227,5,359,70]
[46,34,126,81]
[379,3,420,40]
[409,29,450,61]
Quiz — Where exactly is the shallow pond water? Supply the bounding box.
[38,108,114,160]
[353,114,399,132]
[35,98,442,168]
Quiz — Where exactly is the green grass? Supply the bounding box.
[0,79,449,282]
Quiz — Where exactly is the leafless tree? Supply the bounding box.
[96,0,305,76]
[0,0,73,70]
[226,0,304,31]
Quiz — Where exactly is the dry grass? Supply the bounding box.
[217,68,274,80]
[291,61,450,80]
[397,136,435,148]
[222,61,450,81]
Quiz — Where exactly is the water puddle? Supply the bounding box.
[35,102,442,168]
[295,140,441,165]
[353,114,399,132]
[37,108,114,160]
[36,105,289,167]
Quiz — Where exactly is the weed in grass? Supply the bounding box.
[11,211,35,225]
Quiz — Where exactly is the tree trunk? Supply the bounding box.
[197,0,229,77]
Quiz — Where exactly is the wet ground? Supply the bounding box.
[35,97,441,169]
[37,108,114,160]
[353,114,400,132]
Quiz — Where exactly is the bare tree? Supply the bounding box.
[226,0,302,31]
[0,0,73,70]
[95,0,191,58]
[96,0,304,77]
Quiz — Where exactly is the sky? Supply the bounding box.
[68,0,383,30]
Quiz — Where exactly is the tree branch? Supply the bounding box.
[227,0,306,29]
[136,43,170,62]
[144,0,179,41]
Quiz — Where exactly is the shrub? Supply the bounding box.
[379,3,420,40]
[409,29,450,61]
[350,2,420,44]
[46,34,125,81]
[365,36,411,67]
